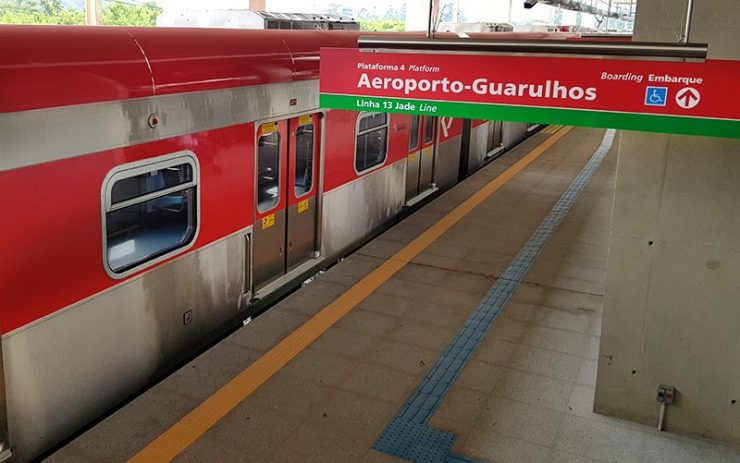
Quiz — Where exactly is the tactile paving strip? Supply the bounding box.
[373,129,616,463]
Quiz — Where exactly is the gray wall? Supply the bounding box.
[594,0,740,447]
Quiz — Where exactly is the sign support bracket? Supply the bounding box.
[681,0,694,43]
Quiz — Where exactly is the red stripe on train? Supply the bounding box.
[0,125,252,333]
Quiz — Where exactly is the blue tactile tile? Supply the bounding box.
[373,130,616,462]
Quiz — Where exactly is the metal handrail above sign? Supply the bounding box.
[357,37,708,61]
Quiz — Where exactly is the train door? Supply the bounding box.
[253,114,320,290]
[286,114,319,272]
[405,115,421,202]
[405,115,437,203]
[487,120,503,153]
[419,116,436,192]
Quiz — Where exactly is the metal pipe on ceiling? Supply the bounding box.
[426,0,434,38]
[357,36,708,60]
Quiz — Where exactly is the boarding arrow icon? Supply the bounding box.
[676,87,701,109]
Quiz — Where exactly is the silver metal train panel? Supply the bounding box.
[321,160,406,260]
[287,196,319,272]
[467,123,491,173]
[3,231,247,462]
[487,120,504,153]
[502,121,531,148]
[0,81,319,173]
[405,149,422,202]
[253,209,288,290]
[434,136,463,191]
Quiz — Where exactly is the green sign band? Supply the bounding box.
[320,93,740,139]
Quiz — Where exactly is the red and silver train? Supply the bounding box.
[0,25,551,461]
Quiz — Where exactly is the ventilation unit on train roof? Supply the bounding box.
[156,9,359,30]
[436,22,514,33]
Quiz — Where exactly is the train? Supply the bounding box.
[0,25,557,461]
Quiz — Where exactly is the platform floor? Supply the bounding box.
[47,127,740,463]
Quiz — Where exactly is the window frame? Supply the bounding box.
[293,121,316,199]
[256,126,282,213]
[408,115,420,151]
[423,116,435,144]
[353,111,390,175]
[101,151,201,279]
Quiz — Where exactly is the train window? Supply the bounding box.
[358,112,386,132]
[294,123,314,197]
[257,129,281,212]
[355,112,388,173]
[103,153,199,277]
[409,115,419,150]
[423,116,435,144]
[111,164,193,204]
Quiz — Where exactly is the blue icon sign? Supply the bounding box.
[645,87,668,107]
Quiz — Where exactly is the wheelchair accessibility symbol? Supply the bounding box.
[645,87,668,107]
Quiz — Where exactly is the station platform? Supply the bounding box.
[47,127,740,463]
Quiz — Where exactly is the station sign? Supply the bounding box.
[319,48,740,139]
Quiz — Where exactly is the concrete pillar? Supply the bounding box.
[85,0,103,25]
[594,0,740,448]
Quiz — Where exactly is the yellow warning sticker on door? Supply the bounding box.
[297,199,310,213]
[261,214,276,229]
[261,122,278,134]
[409,153,417,160]
[298,115,313,126]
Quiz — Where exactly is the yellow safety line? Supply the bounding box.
[128,126,574,463]
[542,124,563,134]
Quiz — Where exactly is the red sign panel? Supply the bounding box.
[319,48,740,138]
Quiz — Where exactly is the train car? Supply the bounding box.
[0,25,546,461]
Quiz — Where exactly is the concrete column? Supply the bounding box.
[85,0,103,25]
[594,0,740,448]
